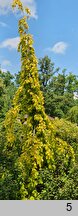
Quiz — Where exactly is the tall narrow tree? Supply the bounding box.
[4,0,55,199]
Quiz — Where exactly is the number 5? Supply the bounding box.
[66,203,72,211]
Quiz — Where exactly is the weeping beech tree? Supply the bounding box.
[0,0,75,199]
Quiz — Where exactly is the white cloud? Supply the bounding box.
[51,41,68,54]
[2,59,11,66]
[0,21,8,27]
[0,0,37,19]
[0,37,20,50]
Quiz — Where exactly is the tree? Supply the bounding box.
[50,69,66,96]
[0,77,5,122]
[0,71,14,87]
[66,72,77,94]
[15,71,21,87]
[38,56,59,92]
[0,70,16,122]
[52,117,78,158]
[44,69,66,118]
[43,70,78,118]
[67,106,78,124]
[2,0,55,199]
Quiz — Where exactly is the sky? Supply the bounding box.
[0,0,78,75]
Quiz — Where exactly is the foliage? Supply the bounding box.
[0,0,54,199]
[37,165,78,200]
[67,106,78,124]
[0,70,16,122]
[38,56,59,92]
[52,117,78,161]
[66,72,78,94]
[42,69,78,118]
[0,0,78,200]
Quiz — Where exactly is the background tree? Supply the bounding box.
[0,70,16,123]
[66,72,77,94]
[0,76,5,122]
[67,106,78,124]
[38,56,59,92]
[15,71,21,87]
[43,69,78,118]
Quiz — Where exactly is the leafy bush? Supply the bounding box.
[37,165,78,200]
